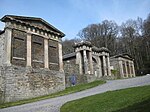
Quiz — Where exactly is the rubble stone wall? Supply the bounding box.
[0,66,65,104]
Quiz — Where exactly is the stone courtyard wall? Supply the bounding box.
[0,65,65,104]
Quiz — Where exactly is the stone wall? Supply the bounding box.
[0,33,5,66]
[0,67,4,103]
[64,58,99,87]
[0,65,65,104]
[0,34,5,102]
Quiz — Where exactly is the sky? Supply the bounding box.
[0,0,150,39]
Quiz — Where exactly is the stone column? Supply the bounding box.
[98,57,102,77]
[76,51,83,74]
[58,41,64,72]
[132,61,136,77]
[106,55,111,76]
[124,61,128,78]
[26,33,32,67]
[44,38,49,68]
[102,56,107,76]
[89,51,93,74]
[4,27,12,66]
[83,50,88,74]
[129,62,132,77]
[119,60,124,78]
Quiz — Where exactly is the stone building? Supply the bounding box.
[63,42,136,86]
[110,54,136,78]
[0,15,65,103]
[63,41,112,86]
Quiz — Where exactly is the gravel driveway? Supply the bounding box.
[1,75,150,112]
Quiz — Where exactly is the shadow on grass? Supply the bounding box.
[114,98,150,112]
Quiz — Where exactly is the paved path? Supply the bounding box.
[1,75,150,112]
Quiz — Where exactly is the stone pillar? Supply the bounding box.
[119,60,124,78]
[132,61,136,77]
[124,61,128,78]
[76,51,83,74]
[58,42,64,72]
[4,28,12,66]
[83,50,88,74]
[26,33,32,67]
[44,38,49,68]
[89,51,93,74]
[76,48,79,64]
[98,57,102,77]
[129,62,132,77]
[106,55,111,76]
[102,56,107,76]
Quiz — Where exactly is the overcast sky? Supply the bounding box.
[0,0,150,39]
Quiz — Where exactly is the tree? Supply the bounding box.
[62,38,81,55]
[77,20,119,55]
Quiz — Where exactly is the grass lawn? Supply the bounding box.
[61,85,150,112]
[0,80,105,108]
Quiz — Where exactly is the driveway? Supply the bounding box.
[0,75,150,112]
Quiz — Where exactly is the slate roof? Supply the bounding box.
[63,52,76,60]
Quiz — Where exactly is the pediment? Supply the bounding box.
[111,53,133,60]
[1,15,65,37]
[124,55,131,59]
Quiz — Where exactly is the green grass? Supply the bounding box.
[60,85,150,112]
[0,80,105,108]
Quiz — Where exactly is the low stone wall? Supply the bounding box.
[65,73,100,87]
[0,65,65,104]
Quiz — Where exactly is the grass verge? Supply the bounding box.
[60,85,150,112]
[0,80,105,108]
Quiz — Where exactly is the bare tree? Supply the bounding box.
[77,20,119,55]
